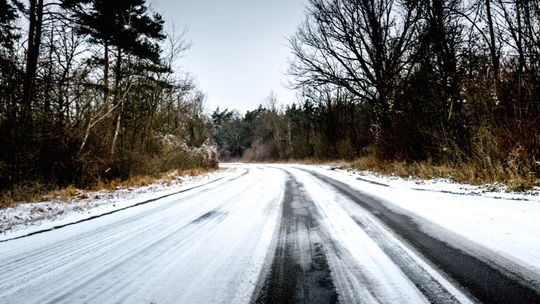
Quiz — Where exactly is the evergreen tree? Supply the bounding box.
[0,0,19,50]
[62,0,164,61]
[61,0,165,154]
[61,0,165,106]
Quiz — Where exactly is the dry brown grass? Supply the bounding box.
[116,175,156,188]
[0,167,218,210]
[0,194,15,209]
[347,155,539,191]
[94,168,217,190]
[41,185,84,201]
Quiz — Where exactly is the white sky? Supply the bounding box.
[150,0,307,113]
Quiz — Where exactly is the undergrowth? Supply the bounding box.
[348,155,539,192]
[0,167,218,210]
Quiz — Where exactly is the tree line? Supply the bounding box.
[0,0,216,199]
[213,0,540,181]
[212,91,372,161]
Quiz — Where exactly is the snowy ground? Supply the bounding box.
[330,166,540,201]
[299,165,540,272]
[0,164,539,303]
[0,170,233,241]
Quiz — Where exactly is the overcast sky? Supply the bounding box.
[150,0,307,113]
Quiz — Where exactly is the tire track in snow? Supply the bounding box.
[3,164,538,303]
[303,168,540,304]
[347,213,467,303]
[0,167,282,304]
[257,167,454,303]
[0,169,252,290]
[0,168,251,275]
[254,174,339,304]
[284,167,454,303]
[0,168,249,243]
[253,167,461,304]
[42,207,232,304]
[296,169,471,303]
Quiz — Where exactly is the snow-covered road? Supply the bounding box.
[0,164,539,303]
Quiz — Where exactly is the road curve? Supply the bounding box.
[0,164,539,304]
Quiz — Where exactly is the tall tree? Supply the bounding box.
[289,0,420,158]
[0,0,19,50]
[414,0,471,156]
[485,0,500,82]
[61,0,165,154]
[22,0,44,125]
[0,0,21,183]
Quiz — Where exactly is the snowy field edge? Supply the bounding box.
[0,168,237,241]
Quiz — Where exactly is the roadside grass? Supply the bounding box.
[222,156,538,191]
[0,167,218,210]
[347,155,539,192]
[0,194,15,209]
[97,168,215,190]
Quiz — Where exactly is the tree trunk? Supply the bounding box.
[22,0,44,124]
[114,46,122,100]
[103,39,110,109]
[110,47,123,156]
[374,92,393,159]
[111,103,122,155]
[16,0,44,183]
[486,0,499,82]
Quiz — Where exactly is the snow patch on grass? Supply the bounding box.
[327,166,540,202]
[0,169,232,239]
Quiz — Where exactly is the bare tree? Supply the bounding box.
[23,0,45,123]
[289,0,420,156]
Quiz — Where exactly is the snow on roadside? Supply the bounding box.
[0,168,234,241]
[322,165,540,202]
[300,165,540,273]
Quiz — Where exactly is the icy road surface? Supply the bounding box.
[1,164,539,303]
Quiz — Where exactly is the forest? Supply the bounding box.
[0,0,217,202]
[213,0,540,187]
[1,0,540,203]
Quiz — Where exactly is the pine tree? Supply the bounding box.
[0,0,19,50]
[61,0,165,154]
[62,0,164,62]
